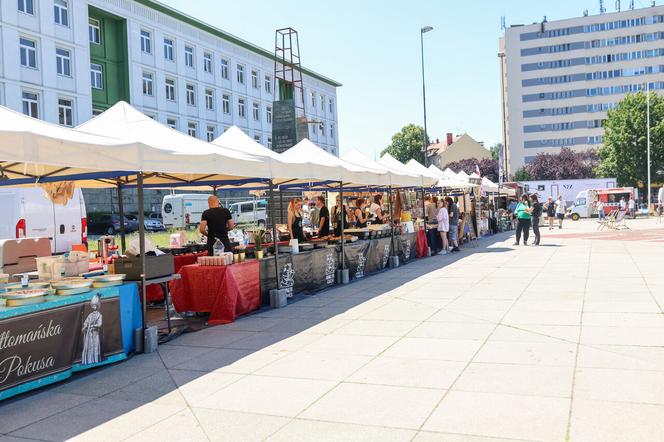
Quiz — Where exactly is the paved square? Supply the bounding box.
[2,218,663,441]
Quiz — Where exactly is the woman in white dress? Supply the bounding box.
[436,199,449,254]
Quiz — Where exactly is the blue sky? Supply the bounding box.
[162,0,637,157]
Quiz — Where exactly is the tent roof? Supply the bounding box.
[341,149,421,187]
[405,159,440,180]
[212,126,281,159]
[281,139,390,187]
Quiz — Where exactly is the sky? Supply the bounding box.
[161,0,642,158]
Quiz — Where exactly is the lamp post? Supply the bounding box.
[421,26,433,167]
[646,81,652,213]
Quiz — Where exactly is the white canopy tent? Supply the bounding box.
[405,159,441,184]
[341,149,422,188]
[377,153,437,187]
[280,139,391,187]
[482,177,500,193]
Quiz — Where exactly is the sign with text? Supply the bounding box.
[271,99,297,153]
[0,296,122,393]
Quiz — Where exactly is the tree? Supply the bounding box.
[490,143,502,162]
[596,91,664,187]
[446,157,499,182]
[381,124,426,164]
[528,147,599,180]
[512,166,532,181]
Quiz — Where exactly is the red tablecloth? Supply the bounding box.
[170,261,260,325]
[416,229,428,258]
[145,252,207,302]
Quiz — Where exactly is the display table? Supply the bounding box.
[145,252,207,302]
[170,261,260,325]
[0,283,142,401]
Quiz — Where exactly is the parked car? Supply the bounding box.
[144,213,165,231]
[88,214,139,235]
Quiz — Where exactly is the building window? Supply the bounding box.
[18,0,34,15]
[254,134,261,144]
[140,30,151,54]
[206,125,215,142]
[22,91,38,118]
[203,52,212,73]
[184,45,194,68]
[55,48,71,77]
[205,89,214,110]
[90,63,103,89]
[237,64,244,84]
[221,58,229,79]
[329,98,334,113]
[320,95,325,110]
[264,75,272,93]
[19,37,37,68]
[54,0,68,26]
[163,38,174,61]
[222,94,230,114]
[186,83,195,106]
[330,123,335,139]
[165,78,176,101]
[252,102,260,121]
[89,18,101,44]
[266,106,272,124]
[166,118,177,129]
[58,98,73,126]
[142,71,153,96]
[238,98,245,118]
[267,136,272,149]
[251,70,258,89]
[187,121,197,137]
[310,91,316,108]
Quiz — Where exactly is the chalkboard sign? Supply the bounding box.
[272,99,297,153]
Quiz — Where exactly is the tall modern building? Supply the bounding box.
[0,0,341,155]
[501,4,664,174]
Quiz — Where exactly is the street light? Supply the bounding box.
[421,26,433,167]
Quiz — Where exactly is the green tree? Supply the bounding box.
[597,91,664,187]
[381,124,426,164]
[512,166,532,181]
[490,143,502,162]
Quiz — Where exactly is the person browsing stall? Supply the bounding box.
[316,196,330,237]
[332,195,349,236]
[200,196,235,256]
[369,194,387,224]
[288,197,305,242]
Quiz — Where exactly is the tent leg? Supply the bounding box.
[268,180,287,307]
[137,173,147,332]
[117,182,126,254]
[388,186,399,268]
[337,181,349,284]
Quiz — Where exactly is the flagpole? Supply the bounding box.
[647,81,652,214]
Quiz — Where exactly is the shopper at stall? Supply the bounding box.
[369,194,387,224]
[426,196,440,253]
[530,194,542,246]
[316,196,330,237]
[513,194,532,246]
[200,195,234,256]
[545,196,556,230]
[555,195,566,229]
[332,195,349,237]
[354,198,369,228]
[288,197,305,242]
[437,198,449,254]
[446,196,460,253]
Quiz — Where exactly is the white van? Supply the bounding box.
[229,199,267,226]
[162,194,210,229]
[0,188,87,254]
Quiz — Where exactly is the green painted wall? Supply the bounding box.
[89,6,130,111]
[278,80,294,100]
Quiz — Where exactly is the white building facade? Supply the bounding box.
[502,5,664,173]
[0,0,341,155]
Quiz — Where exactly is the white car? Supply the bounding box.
[144,213,164,231]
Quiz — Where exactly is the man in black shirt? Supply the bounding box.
[316,196,330,236]
[199,196,235,255]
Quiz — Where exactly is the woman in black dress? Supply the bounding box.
[354,198,368,228]
[530,194,543,246]
[287,197,305,242]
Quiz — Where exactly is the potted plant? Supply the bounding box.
[254,228,266,259]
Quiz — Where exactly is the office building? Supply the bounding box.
[501,5,664,173]
[0,0,341,155]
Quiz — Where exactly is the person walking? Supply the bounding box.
[513,194,532,246]
[628,196,636,218]
[555,195,566,229]
[530,194,542,246]
[446,196,460,252]
[545,196,555,230]
[436,198,449,254]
